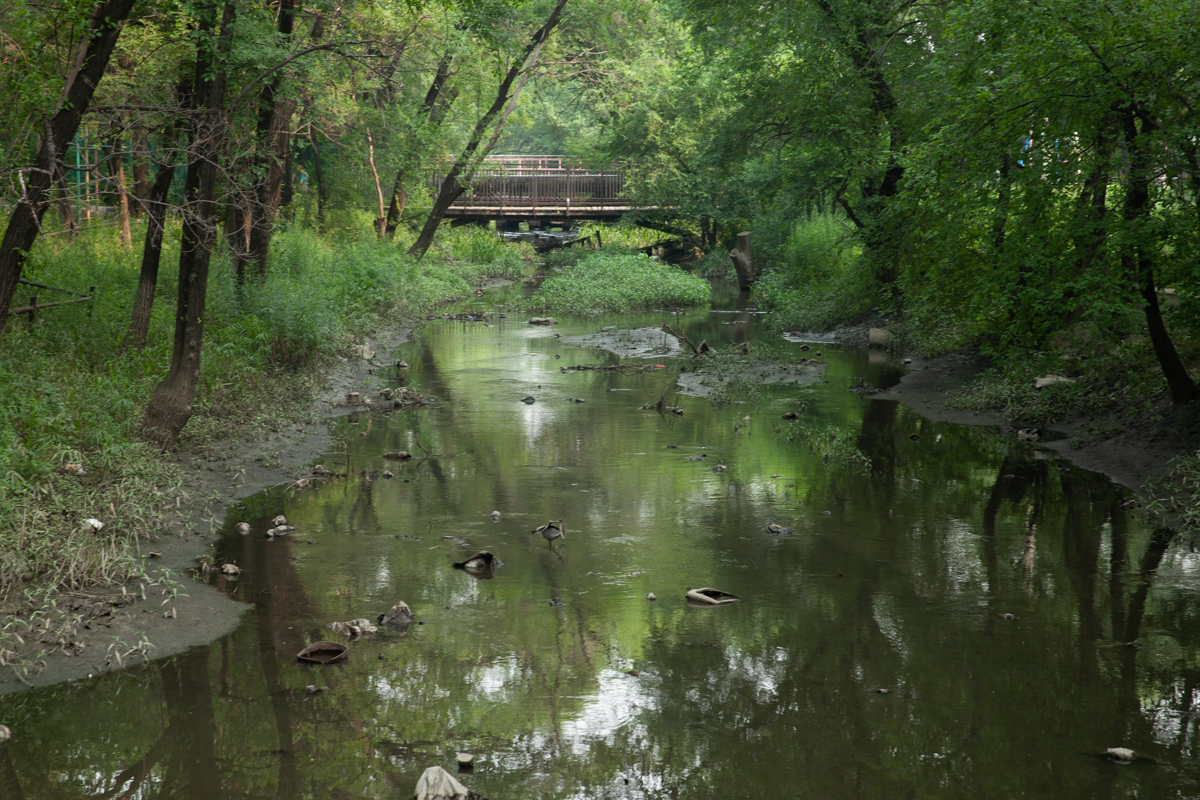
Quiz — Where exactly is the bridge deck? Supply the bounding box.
[432,156,646,221]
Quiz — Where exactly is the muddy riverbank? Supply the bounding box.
[5,309,1193,694]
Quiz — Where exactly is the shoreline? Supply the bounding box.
[3,320,1186,693]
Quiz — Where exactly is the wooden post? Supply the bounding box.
[730,231,755,288]
[88,285,96,317]
[27,295,36,328]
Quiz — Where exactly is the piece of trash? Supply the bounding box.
[687,455,706,462]
[601,326,616,331]
[313,464,335,476]
[414,765,471,800]
[236,522,251,534]
[711,464,727,472]
[267,525,295,537]
[1106,747,1136,764]
[296,641,349,664]
[326,618,377,636]
[655,364,666,368]
[528,317,558,325]
[876,688,890,694]
[382,470,394,479]
[454,551,502,573]
[489,510,501,521]
[685,587,740,606]
[0,724,10,741]
[383,451,412,460]
[1017,428,1039,441]
[646,592,657,601]
[457,752,475,771]
[61,463,86,476]
[625,669,640,677]
[549,598,565,607]
[379,600,414,626]
[1033,374,1076,389]
[272,515,288,527]
[521,396,536,404]
[821,511,832,516]
[998,613,1016,621]
[146,552,162,558]
[305,684,324,695]
[532,519,566,546]
[909,433,920,440]
[221,563,241,576]
[84,518,104,532]
[568,397,585,403]
[766,523,792,536]
[306,540,318,544]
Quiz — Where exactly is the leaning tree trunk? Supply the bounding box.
[244,0,298,276]
[123,161,175,349]
[0,0,137,333]
[143,0,235,448]
[1122,111,1197,404]
[408,0,568,259]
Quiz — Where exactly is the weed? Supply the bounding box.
[779,422,872,472]
[527,251,710,316]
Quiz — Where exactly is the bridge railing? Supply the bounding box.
[427,156,627,208]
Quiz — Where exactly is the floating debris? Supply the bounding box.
[687,454,707,462]
[272,515,288,527]
[686,587,740,606]
[221,563,241,577]
[549,598,566,607]
[998,613,1017,621]
[532,519,566,546]
[383,451,412,460]
[711,464,727,472]
[382,470,394,479]
[296,641,349,664]
[379,600,415,626]
[326,618,377,636]
[522,396,536,405]
[414,766,471,800]
[454,551,502,573]
[766,523,793,536]
[489,510,502,521]
[313,464,335,476]
[1106,747,1136,764]
[236,521,251,534]
[647,593,657,602]
[529,317,558,325]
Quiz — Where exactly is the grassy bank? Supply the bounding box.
[0,221,529,663]
[527,249,710,316]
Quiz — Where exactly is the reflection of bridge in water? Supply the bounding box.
[434,156,647,230]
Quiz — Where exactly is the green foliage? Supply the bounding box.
[527,250,710,316]
[0,221,527,609]
[779,422,871,473]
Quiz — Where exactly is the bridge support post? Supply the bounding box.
[730,232,756,288]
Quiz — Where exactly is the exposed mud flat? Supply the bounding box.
[677,361,827,398]
[0,328,414,694]
[563,326,682,357]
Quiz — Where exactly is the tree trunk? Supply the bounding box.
[408,0,568,259]
[244,0,300,275]
[311,127,327,232]
[385,48,456,240]
[124,160,175,349]
[106,134,133,245]
[143,0,235,448]
[0,0,138,333]
[1122,112,1196,404]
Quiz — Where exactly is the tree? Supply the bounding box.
[0,0,139,333]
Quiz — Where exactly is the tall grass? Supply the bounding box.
[0,218,529,641]
[754,211,874,331]
[527,250,710,316]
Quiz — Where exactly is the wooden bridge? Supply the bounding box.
[434,156,644,229]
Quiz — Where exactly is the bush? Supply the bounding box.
[528,251,710,316]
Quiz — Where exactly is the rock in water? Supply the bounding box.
[489,510,502,521]
[414,766,470,800]
[379,600,414,626]
[1107,747,1136,764]
[646,593,657,602]
[522,396,536,404]
[272,515,288,527]
[236,522,251,534]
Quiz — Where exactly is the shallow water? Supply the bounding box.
[4,282,1200,799]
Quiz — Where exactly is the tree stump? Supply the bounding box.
[729,231,755,288]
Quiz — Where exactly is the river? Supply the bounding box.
[2,280,1198,799]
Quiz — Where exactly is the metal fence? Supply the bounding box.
[428,156,626,208]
